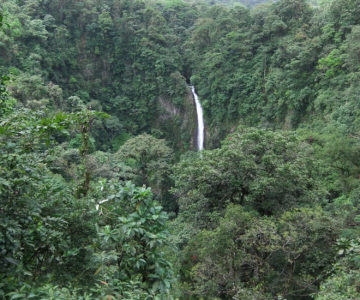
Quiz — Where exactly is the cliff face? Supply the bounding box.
[157,89,198,151]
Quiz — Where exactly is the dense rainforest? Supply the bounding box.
[0,0,360,299]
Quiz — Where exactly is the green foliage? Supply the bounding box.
[2,0,360,299]
[297,129,360,197]
[179,204,339,299]
[94,182,174,297]
[0,106,174,298]
[315,239,360,300]
[318,48,346,77]
[116,134,176,211]
[0,108,97,296]
[0,75,16,117]
[172,127,344,299]
[0,0,194,150]
[173,127,323,226]
[184,0,360,146]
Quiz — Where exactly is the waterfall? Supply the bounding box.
[191,86,204,151]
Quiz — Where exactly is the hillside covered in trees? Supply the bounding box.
[0,0,360,299]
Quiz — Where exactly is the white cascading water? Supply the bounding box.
[191,86,204,151]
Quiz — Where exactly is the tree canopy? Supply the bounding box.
[1,0,360,299]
